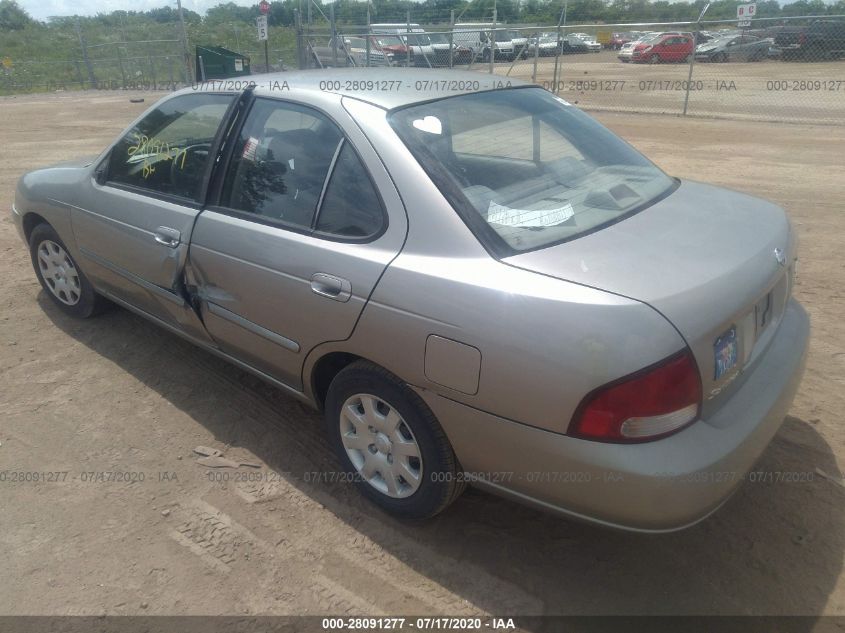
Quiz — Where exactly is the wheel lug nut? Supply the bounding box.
[387,454,393,464]
[368,444,377,454]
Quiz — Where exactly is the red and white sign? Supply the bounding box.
[259,0,271,15]
[737,3,756,19]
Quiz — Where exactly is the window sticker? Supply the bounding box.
[412,116,442,135]
[242,136,259,162]
[487,200,575,227]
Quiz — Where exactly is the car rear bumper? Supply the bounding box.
[416,298,809,532]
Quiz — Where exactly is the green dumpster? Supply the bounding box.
[196,46,251,80]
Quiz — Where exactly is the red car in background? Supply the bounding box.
[608,32,635,49]
[371,35,412,66]
[631,34,694,63]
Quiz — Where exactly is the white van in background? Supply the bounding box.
[454,23,518,61]
[370,23,436,66]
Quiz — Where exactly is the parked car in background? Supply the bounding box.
[561,34,591,53]
[573,33,602,52]
[632,34,694,63]
[427,32,473,65]
[371,24,436,66]
[618,33,660,61]
[695,34,771,62]
[485,28,519,61]
[509,31,531,58]
[311,37,389,68]
[454,23,517,61]
[370,34,411,66]
[774,20,845,61]
[607,32,635,49]
[14,70,808,531]
[527,33,562,56]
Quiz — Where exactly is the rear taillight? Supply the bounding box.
[568,350,702,443]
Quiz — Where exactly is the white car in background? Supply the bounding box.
[510,31,531,58]
[618,33,660,61]
[573,33,602,52]
[527,32,562,56]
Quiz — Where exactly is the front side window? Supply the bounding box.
[108,93,233,200]
[389,88,675,255]
[220,98,385,239]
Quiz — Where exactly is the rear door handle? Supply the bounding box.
[154,226,181,248]
[311,273,351,303]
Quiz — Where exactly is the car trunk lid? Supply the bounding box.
[504,180,794,420]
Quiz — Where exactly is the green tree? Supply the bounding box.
[0,0,34,29]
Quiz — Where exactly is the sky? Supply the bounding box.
[20,0,257,21]
[17,0,836,21]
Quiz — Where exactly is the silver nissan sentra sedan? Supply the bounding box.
[12,69,809,531]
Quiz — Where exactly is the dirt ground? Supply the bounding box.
[1,89,844,618]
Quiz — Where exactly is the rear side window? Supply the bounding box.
[315,142,384,238]
[108,93,233,200]
[219,98,385,240]
[220,99,342,229]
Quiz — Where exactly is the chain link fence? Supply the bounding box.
[296,14,845,125]
[1,11,843,125]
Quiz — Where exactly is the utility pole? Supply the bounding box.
[176,0,193,83]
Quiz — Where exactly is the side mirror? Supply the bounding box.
[94,163,108,186]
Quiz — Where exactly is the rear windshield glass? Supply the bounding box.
[388,88,675,255]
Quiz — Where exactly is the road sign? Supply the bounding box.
[259,0,270,15]
[256,15,268,41]
[737,3,756,19]
[738,19,752,27]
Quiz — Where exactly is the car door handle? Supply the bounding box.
[153,226,181,248]
[311,273,351,303]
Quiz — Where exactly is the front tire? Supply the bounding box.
[325,361,466,519]
[29,223,108,319]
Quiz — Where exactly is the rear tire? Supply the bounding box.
[325,361,466,519]
[29,223,108,319]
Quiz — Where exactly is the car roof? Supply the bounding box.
[191,68,532,110]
